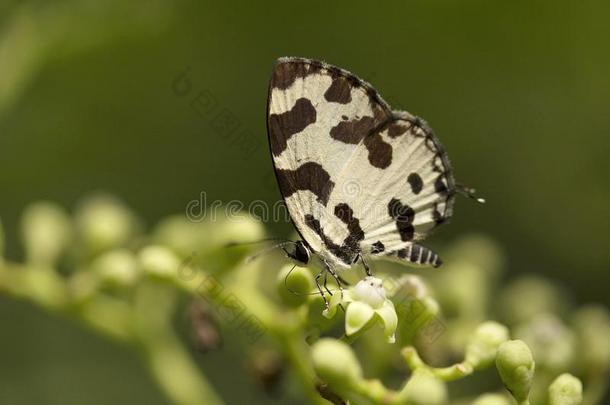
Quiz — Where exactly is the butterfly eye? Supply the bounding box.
[288,241,310,266]
[294,241,309,264]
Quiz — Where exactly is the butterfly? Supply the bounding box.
[266,57,481,296]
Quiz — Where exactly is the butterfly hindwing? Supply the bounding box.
[267,57,455,269]
[329,117,455,250]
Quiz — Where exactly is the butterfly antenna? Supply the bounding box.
[284,264,339,296]
[456,184,486,204]
[243,241,297,263]
[224,237,291,248]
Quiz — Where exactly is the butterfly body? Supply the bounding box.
[267,57,456,272]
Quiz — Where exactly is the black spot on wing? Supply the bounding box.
[302,203,365,265]
[371,241,385,254]
[387,121,408,138]
[324,76,352,104]
[268,98,316,156]
[330,116,375,144]
[276,162,334,206]
[334,203,365,251]
[304,215,340,255]
[407,173,423,195]
[434,175,448,194]
[364,131,392,169]
[329,99,391,146]
[304,214,357,265]
[388,198,415,241]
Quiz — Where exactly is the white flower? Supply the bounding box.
[324,276,398,343]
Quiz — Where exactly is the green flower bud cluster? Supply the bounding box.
[0,200,602,405]
[311,339,448,405]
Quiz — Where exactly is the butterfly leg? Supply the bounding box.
[358,253,372,277]
[315,269,330,309]
[323,271,333,296]
[323,260,344,300]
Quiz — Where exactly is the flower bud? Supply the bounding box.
[548,373,583,405]
[495,340,535,402]
[352,276,386,309]
[276,264,314,307]
[20,202,72,266]
[401,369,447,405]
[311,338,362,390]
[138,245,182,279]
[465,321,510,369]
[471,393,511,405]
[75,195,139,254]
[90,249,139,287]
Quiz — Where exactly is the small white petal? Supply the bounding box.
[345,301,375,336]
[376,300,398,343]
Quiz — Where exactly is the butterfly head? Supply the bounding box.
[287,240,311,266]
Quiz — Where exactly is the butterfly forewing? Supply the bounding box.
[267,57,455,268]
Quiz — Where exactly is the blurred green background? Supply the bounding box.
[1,0,608,403]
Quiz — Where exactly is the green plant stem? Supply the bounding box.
[352,378,396,404]
[401,346,474,381]
[134,281,225,405]
[75,294,135,342]
[0,263,69,311]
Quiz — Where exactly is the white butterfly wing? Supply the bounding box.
[267,57,454,268]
